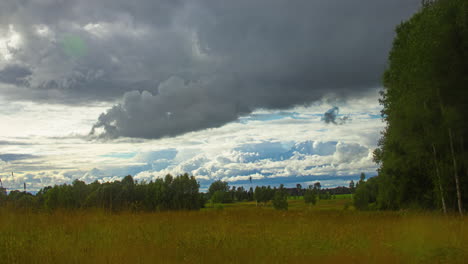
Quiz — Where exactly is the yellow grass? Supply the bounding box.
[0,197,466,263]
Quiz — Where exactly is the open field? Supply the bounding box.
[1,196,467,264]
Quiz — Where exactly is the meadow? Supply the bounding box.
[0,195,466,264]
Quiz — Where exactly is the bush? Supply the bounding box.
[304,188,317,206]
[272,191,288,210]
[211,190,233,204]
[214,203,224,210]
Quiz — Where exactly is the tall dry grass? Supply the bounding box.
[0,200,466,263]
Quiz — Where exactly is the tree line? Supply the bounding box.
[0,174,203,212]
[355,0,468,213]
[1,175,350,212]
[207,180,340,210]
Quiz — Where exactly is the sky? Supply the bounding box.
[0,0,421,192]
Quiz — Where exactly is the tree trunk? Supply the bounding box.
[432,144,447,214]
[449,128,463,216]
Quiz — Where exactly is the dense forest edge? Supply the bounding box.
[361,0,468,214]
[1,0,467,214]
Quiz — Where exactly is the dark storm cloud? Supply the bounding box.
[0,0,421,138]
[0,140,31,145]
[0,64,32,86]
[322,107,351,125]
[0,153,38,161]
[90,76,250,138]
[323,107,340,124]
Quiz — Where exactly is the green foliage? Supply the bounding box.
[349,180,355,193]
[207,181,251,203]
[211,190,228,204]
[313,182,321,191]
[304,186,317,206]
[359,173,366,183]
[354,183,371,211]
[254,185,275,205]
[0,187,8,206]
[15,191,36,209]
[372,0,468,211]
[272,185,288,210]
[20,174,202,212]
[353,177,379,210]
[5,190,37,209]
[170,173,201,210]
[319,191,332,200]
[208,180,229,198]
[235,186,250,201]
[213,203,224,210]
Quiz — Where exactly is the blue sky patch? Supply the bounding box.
[101,152,137,159]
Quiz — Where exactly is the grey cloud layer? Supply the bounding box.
[0,0,420,138]
[0,64,32,86]
[0,94,385,191]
